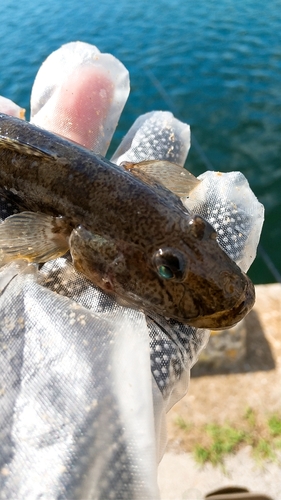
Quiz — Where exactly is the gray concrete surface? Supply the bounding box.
[158,448,281,499]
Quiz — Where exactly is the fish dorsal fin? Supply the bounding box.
[0,134,55,161]
[121,160,201,197]
[0,212,70,267]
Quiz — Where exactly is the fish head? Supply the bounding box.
[168,214,255,328]
[70,216,255,329]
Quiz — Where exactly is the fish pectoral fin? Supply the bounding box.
[122,160,201,197]
[0,211,70,267]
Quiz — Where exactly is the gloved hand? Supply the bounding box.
[0,42,263,500]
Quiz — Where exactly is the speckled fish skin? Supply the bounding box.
[0,113,255,328]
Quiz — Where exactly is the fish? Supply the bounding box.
[0,113,255,329]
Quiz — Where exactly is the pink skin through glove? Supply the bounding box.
[37,66,114,149]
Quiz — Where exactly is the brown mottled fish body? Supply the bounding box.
[0,113,255,328]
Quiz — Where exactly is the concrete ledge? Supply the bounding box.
[158,448,281,500]
[159,283,281,499]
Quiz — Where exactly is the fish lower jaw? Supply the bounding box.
[187,279,256,330]
[97,276,255,330]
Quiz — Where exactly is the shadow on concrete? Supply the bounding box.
[191,309,275,377]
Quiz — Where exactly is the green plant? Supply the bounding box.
[193,423,245,467]
[244,406,256,428]
[174,415,192,432]
[252,438,275,463]
[173,408,281,469]
[267,414,281,437]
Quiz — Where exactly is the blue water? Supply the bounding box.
[1,0,280,283]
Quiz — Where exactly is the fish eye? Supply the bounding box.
[157,265,174,279]
[153,248,186,281]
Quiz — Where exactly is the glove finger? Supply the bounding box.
[111,110,190,166]
[30,41,130,154]
[0,95,25,118]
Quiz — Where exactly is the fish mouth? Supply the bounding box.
[186,276,255,330]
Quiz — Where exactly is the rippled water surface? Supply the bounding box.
[1,0,280,283]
